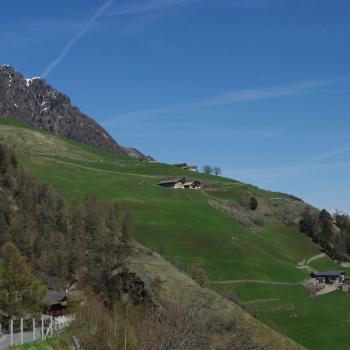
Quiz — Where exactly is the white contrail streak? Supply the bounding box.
[42,0,114,78]
[262,142,350,185]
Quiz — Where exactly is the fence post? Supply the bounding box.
[33,318,36,341]
[50,315,53,337]
[20,318,24,345]
[41,316,44,340]
[10,319,13,347]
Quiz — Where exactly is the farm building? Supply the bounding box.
[188,166,198,172]
[184,180,202,189]
[173,163,198,172]
[44,290,70,317]
[158,178,202,190]
[310,271,345,285]
[173,163,188,170]
[158,178,186,188]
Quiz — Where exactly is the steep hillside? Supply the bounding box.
[1,116,349,350]
[0,65,147,159]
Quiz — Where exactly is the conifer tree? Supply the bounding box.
[0,242,46,318]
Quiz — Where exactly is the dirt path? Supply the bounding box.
[209,280,301,286]
[41,156,160,179]
[242,298,281,305]
[306,253,327,265]
[316,284,338,296]
[297,253,327,272]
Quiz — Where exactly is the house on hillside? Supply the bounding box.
[184,180,202,189]
[188,166,198,172]
[310,271,345,285]
[173,163,199,172]
[173,163,188,170]
[44,290,70,317]
[158,178,185,189]
[158,178,203,190]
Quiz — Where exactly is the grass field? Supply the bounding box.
[9,335,69,350]
[1,116,349,350]
[213,284,350,350]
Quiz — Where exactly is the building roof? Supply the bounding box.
[173,163,188,167]
[310,271,344,278]
[184,180,202,186]
[44,290,69,305]
[158,178,185,185]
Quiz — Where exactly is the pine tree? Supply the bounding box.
[0,242,46,318]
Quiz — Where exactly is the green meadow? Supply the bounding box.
[1,116,350,350]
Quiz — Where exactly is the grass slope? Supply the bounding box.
[1,116,348,350]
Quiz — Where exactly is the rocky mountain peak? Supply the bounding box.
[0,65,148,159]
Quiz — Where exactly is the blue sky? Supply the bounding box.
[1,0,350,212]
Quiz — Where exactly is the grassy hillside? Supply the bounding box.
[1,116,349,350]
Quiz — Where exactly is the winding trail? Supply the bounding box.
[209,280,301,286]
[41,156,159,179]
[297,253,327,272]
[242,298,281,305]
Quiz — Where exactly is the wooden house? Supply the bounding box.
[44,290,70,317]
[188,166,198,172]
[310,271,345,285]
[173,163,188,170]
[158,178,185,189]
[184,180,202,189]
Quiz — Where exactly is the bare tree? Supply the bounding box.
[139,297,212,350]
[213,166,222,176]
[203,165,213,174]
[188,263,209,287]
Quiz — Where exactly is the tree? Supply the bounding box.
[318,209,334,250]
[299,208,316,238]
[0,242,46,318]
[122,211,132,243]
[213,166,222,176]
[188,263,208,288]
[203,165,213,175]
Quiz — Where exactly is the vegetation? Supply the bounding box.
[215,283,350,350]
[299,208,350,261]
[0,242,46,319]
[203,165,222,175]
[0,142,132,302]
[1,116,349,349]
[9,335,69,350]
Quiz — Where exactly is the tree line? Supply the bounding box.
[0,143,270,349]
[299,208,350,261]
[0,143,132,304]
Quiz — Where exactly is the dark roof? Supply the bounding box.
[173,163,188,167]
[310,271,344,278]
[158,178,185,185]
[44,290,69,305]
[184,180,202,186]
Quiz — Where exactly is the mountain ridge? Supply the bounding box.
[0,65,149,159]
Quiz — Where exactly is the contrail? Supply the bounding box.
[42,0,115,78]
[262,142,350,186]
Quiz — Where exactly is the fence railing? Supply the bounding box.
[0,314,75,349]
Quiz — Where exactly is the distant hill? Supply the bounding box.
[0,65,149,159]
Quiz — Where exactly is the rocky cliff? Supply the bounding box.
[0,65,147,158]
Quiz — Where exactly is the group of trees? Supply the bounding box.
[73,293,268,350]
[299,208,350,260]
[0,143,132,304]
[0,143,269,349]
[0,242,46,318]
[203,165,222,176]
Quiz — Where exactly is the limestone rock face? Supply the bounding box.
[0,65,147,158]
